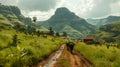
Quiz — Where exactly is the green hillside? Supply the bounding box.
[86,16,120,28]
[37,7,95,39]
[91,21,120,44]
[0,4,49,33]
[0,4,33,26]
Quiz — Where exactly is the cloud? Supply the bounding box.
[0,0,18,5]
[67,0,120,18]
[26,9,55,21]
[85,0,120,18]
[0,0,60,20]
[0,0,120,20]
[24,0,120,20]
[18,0,59,11]
[111,1,120,14]
[76,0,94,17]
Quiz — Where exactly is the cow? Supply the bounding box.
[66,42,75,53]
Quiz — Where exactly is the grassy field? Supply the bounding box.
[75,42,120,67]
[0,29,65,67]
[1,28,120,67]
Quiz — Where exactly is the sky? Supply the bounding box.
[0,0,120,21]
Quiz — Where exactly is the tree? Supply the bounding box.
[63,32,67,37]
[33,17,37,22]
[10,34,18,47]
[49,27,54,36]
[56,32,60,36]
[36,31,41,37]
[27,26,36,34]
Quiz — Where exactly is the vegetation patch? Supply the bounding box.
[0,29,65,67]
[75,42,120,67]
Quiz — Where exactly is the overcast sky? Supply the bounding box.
[0,0,120,21]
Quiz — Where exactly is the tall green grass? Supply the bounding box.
[75,42,120,67]
[0,29,65,67]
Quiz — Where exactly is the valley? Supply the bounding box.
[0,3,120,67]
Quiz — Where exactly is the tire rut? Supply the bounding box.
[37,45,92,67]
[53,45,93,67]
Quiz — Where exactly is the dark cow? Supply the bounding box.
[66,42,75,53]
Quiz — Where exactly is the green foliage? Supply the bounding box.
[0,29,65,67]
[75,42,120,67]
[92,21,120,44]
[62,32,67,37]
[56,32,60,36]
[49,27,54,36]
[85,41,94,44]
[100,21,120,33]
[11,34,18,47]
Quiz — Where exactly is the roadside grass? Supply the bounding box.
[0,29,65,67]
[75,42,120,67]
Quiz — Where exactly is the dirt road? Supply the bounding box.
[37,45,92,67]
[69,51,92,67]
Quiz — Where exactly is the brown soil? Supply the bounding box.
[69,51,92,67]
[53,45,70,67]
[36,45,93,67]
[35,49,58,67]
[53,46,93,67]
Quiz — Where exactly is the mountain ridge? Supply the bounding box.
[0,4,33,26]
[37,7,95,39]
[91,20,120,43]
[86,16,120,28]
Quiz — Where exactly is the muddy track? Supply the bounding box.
[70,51,92,67]
[36,45,65,67]
[53,45,93,67]
[37,45,92,67]
[70,53,83,67]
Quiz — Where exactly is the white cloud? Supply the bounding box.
[17,0,59,11]
[0,0,120,20]
[76,0,94,18]
[26,9,55,21]
[110,1,120,14]
[84,0,120,18]
[0,0,18,5]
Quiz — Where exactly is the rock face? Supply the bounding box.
[38,7,95,39]
[0,4,32,26]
